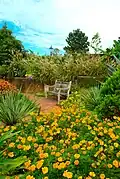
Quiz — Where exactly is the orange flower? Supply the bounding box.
[42,167,48,174]
[24,160,31,168]
[113,160,119,168]
[66,161,70,166]
[8,152,14,158]
[28,165,36,171]
[74,160,79,166]
[36,160,44,169]
[14,176,19,179]
[17,144,23,149]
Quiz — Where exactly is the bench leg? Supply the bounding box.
[58,92,60,104]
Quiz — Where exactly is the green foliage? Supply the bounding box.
[96,69,120,118]
[0,92,37,125]
[0,65,8,77]
[64,29,90,54]
[81,86,100,111]
[0,131,27,176]
[8,52,27,77]
[0,24,24,65]
[91,32,102,53]
[29,54,107,84]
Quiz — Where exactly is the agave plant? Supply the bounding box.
[80,86,100,111]
[0,131,27,177]
[0,92,38,125]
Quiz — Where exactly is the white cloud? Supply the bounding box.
[0,0,120,51]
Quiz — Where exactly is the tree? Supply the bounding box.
[91,32,102,54]
[64,29,90,54]
[0,23,24,65]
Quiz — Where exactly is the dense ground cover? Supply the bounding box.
[1,106,120,179]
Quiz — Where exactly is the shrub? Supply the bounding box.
[29,54,107,84]
[1,107,120,178]
[0,92,37,125]
[96,69,120,118]
[0,80,16,94]
[0,65,8,77]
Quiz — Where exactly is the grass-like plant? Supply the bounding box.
[0,92,37,125]
[80,86,100,111]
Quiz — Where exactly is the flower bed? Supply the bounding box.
[0,106,120,179]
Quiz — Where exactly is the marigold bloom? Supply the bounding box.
[42,167,48,174]
[8,152,14,158]
[26,175,35,179]
[74,154,80,159]
[58,157,63,162]
[74,160,79,166]
[27,136,33,141]
[63,170,73,178]
[89,172,96,177]
[9,142,15,148]
[24,160,31,168]
[28,165,36,171]
[36,160,44,169]
[14,176,19,179]
[100,174,105,179]
[113,160,119,168]
[17,144,23,149]
[107,164,112,168]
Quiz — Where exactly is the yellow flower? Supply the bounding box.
[58,162,66,169]
[23,145,31,151]
[34,143,38,148]
[53,162,59,169]
[65,161,70,166]
[74,154,80,159]
[89,172,96,177]
[4,126,9,131]
[42,167,48,174]
[43,177,48,179]
[8,152,14,158]
[11,126,16,130]
[27,136,33,141]
[36,160,44,169]
[26,175,35,179]
[5,177,10,179]
[116,151,120,157]
[28,165,36,172]
[85,177,92,179]
[100,174,105,179]
[21,138,26,144]
[9,142,15,148]
[55,152,61,157]
[72,144,79,150]
[58,157,63,162]
[74,160,79,166]
[113,160,119,168]
[107,164,112,168]
[78,177,82,179]
[63,170,73,178]
[114,143,119,148]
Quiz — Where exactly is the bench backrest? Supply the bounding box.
[54,80,72,92]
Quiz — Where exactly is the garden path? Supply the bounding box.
[25,94,60,113]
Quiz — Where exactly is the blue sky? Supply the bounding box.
[0,0,120,55]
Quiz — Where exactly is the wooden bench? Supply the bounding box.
[44,80,72,104]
